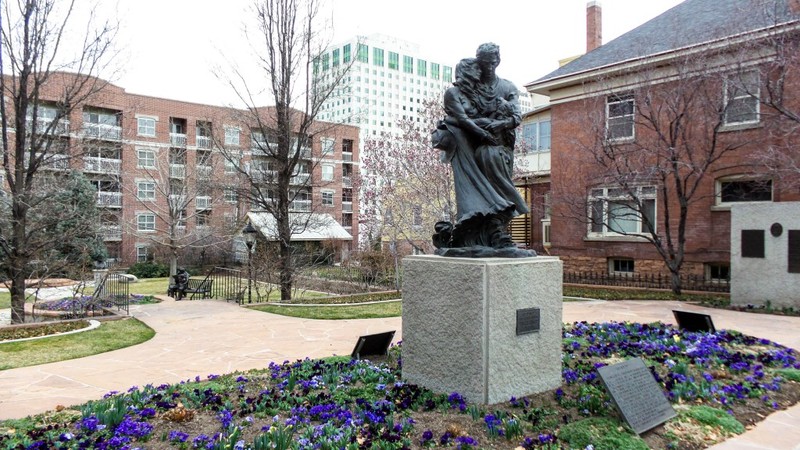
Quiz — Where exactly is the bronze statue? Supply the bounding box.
[432,43,535,258]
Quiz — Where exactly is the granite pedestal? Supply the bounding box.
[401,255,563,404]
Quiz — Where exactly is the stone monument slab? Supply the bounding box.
[402,255,562,404]
[597,357,676,434]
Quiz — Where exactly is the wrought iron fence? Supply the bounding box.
[92,271,130,314]
[211,267,246,303]
[563,271,730,293]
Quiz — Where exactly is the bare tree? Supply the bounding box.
[0,0,117,323]
[556,51,764,295]
[215,0,352,301]
[360,97,455,255]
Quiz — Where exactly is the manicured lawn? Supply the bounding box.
[250,301,401,319]
[0,318,155,370]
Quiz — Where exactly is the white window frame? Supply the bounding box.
[224,188,238,203]
[588,186,656,237]
[606,93,635,141]
[137,116,157,137]
[321,163,335,181]
[136,244,149,262]
[723,70,760,126]
[521,119,551,153]
[715,176,772,206]
[137,148,156,169]
[321,137,335,156]
[136,181,156,201]
[137,213,156,231]
[224,127,240,146]
[321,189,335,207]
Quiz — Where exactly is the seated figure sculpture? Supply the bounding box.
[431,43,536,258]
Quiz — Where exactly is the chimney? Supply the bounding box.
[586,1,602,53]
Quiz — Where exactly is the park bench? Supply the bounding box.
[183,278,213,300]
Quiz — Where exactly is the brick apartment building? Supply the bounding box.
[526,0,800,281]
[2,72,360,267]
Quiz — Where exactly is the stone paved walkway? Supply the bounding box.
[0,297,798,449]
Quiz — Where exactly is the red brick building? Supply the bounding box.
[526,0,800,282]
[3,73,360,266]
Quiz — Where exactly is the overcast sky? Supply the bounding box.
[95,0,685,106]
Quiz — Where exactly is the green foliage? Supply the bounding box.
[682,405,745,435]
[287,290,402,305]
[563,285,729,303]
[558,417,649,450]
[127,262,170,279]
[773,368,800,382]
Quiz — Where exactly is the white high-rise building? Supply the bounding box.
[314,34,454,144]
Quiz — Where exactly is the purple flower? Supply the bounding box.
[169,430,190,442]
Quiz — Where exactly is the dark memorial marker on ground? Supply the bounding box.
[672,310,716,333]
[351,330,395,359]
[597,357,676,435]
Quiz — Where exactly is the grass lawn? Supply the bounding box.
[0,318,155,370]
[250,301,401,319]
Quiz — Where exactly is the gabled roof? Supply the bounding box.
[246,212,352,241]
[530,0,800,89]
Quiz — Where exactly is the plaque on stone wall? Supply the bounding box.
[741,229,765,258]
[516,308,540,335]
[597,357,676,435]
[351,330,395,359]
[672,310,716,333]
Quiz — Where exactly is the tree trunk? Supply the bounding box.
[10,271,27,324]
[670,270,682,296]
[279,239,293,301]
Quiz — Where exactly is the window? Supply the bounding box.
[588,186,656,236]
[322,190,334,207]
[322,53,330,71]
[321,137,334,156]
[388,52,399,70]
[403,55,413,73]
[225,127,240,146]
[520,120,551,152]
[343,44,351,62]
[372,47,384,67]
[136,245,149,262]
[137,148,155,168]
[137,181,155,200]
[177,210,187,228]
[443,66,453,82]
[197,209,211,227]
[609,258,635,274]
[341,213,353,227]
[417,59,427,77]
[332,49,340,67]
[717,178,772,204]
[724,70,759,125]
[137,117,156,137]
[137,213,155,231]
[224,157,239,173]
[224,188,238,203]
[322,164,334,181]
[431,63,440,80]
[412,205,422,227]
[357,43,368,63]
[705,263,730,282]
[606,93,635,140]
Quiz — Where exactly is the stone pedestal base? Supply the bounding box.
[401,255,563,404]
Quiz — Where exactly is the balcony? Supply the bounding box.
[84,156,121,175]
[196,135,212,149]
[342,201,353,213]
[342,152,353,162]
[170,164,185,178]
[250,170,276,183]
[26,118,70,136]
[292,146,312,159]
[170,133,187,147]
[82,123,121,141]
[290,173,310,185]
[290,199,311,212]
[169,194,187,206]
[101,225,122,241]
[342,176,352,187]
[195,196,211,209]
[25,154,70,171]
[97,191,122,208]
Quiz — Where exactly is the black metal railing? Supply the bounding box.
[211,267,246,303]
[91,271,130,315]
[563,271,730,293]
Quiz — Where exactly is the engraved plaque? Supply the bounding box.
[598,357,676,435]
[789,230,800,274]
[351,330,395,359]
[741,229,765,258]
[673,310,715,333]
[516,308,540,335]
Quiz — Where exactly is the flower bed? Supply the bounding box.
[1,321,798,449]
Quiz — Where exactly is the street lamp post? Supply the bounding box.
[242,222,257,304]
